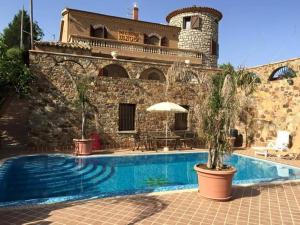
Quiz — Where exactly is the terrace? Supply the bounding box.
[70,35,204,64]
[0,149,300,225]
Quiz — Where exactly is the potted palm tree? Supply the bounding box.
[194,64,258,200]
[73,77,94,155]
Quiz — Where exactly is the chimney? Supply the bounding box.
[132,3,139,20]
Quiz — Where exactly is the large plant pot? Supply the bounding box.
[73,139,93,155]
[194,164,236,201]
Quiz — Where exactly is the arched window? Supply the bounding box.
[269,66,296,81]
[144,34,160,46]
[100,64,129,79]
[182,71,199,84]
[91,24,107,38]
[140,68,165,81]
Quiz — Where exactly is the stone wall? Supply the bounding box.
[28,50,217,148]
[242,58,300,145]
[244,78,300,145]
[169,12,219,68]
[247,57,300,82]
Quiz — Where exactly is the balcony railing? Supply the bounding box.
[70,35,203,61]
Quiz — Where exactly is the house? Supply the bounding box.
[29,5,222,148]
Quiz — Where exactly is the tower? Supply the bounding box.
[166,6,223,68]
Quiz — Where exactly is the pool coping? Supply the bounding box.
[2,149,300,170]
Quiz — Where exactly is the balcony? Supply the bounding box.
[70,35,203,64]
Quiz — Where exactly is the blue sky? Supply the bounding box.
[0,0,299,67]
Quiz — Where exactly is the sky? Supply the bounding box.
[0,0,299,67]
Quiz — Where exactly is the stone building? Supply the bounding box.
[29,5,223,148]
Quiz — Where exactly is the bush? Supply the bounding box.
[0,43,33,97]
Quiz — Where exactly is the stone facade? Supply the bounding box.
[240,58,300,145]
[28,50,218,148]
[60,8,181,48]
[169,12,219,68]
[59,6,222,68]
[247,57,300,82]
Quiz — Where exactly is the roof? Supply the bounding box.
[63,8,180,30]
[166,6,223,22]
[35,41,91,50]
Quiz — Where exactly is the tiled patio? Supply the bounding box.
[1,182,300,225]
[1,149,300,225]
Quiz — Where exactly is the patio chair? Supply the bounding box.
[252,130,290,158]
[174,131,197,150]
[280,149,300,160]
[132,131,156,151]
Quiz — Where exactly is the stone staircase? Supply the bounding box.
[0,94,29,157]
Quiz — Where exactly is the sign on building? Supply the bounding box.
[118,31,139,43]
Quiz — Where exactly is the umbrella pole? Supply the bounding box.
[165,113,168,149]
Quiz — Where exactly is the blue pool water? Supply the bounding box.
[1,152,300,207]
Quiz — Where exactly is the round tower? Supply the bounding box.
[166,6,222,68]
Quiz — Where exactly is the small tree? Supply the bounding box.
[201,64,259,169]
[2,10,43,50]
[74,77,91,139]
[0,37,33,96]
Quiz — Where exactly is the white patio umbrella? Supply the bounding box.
[147,102,188,151]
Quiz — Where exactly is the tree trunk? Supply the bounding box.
[207,148,213,169]
[81,103,86,140]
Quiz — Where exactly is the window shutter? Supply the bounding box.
[191,16,201,29]
[211,40,217,56]
[119,104,136,131]
[161,37,168,47]
[104,27,107,38]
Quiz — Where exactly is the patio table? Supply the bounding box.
[152,135,181,150]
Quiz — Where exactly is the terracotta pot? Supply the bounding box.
[73,139,93,155]
[194,164,236,201]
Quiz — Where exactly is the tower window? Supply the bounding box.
[183,16,202,30]
[191,16,202,30]
[211,40,218,56]
[183,17,191,29]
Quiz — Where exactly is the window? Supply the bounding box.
[161,37,168,47]
[269,66,296,81]
[101,64,129,78]
[144,34,160,46]
[211,39,218,56]
[191,16,202,30]
[148,72,161,80]
[175,105,189,130]
[90,25,107,38]
[140,68,166,82]
[182,71,199,84]
[183,16,202,30]
[119,104,136,131]
[183,17,191,29]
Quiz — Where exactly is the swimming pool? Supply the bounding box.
[1,152,300,207]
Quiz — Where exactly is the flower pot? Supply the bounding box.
[111,51,118,59]
[73,139,93,155]
[194,164,236,201]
